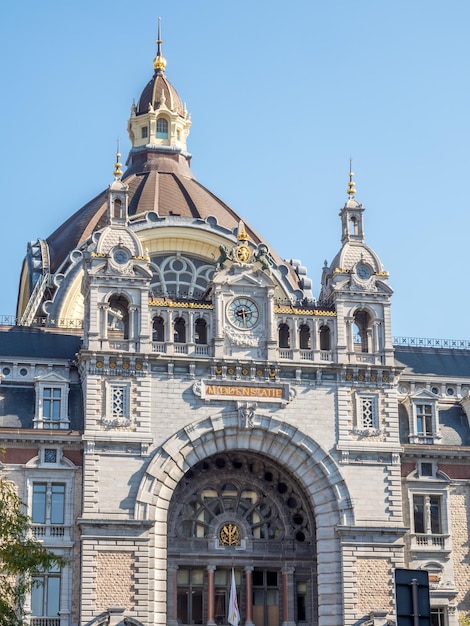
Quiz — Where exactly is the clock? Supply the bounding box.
[356,263,372,280]
[227,297,259,329]
[113,248,130,265]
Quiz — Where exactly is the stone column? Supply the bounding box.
[168,564,179,626]
[282,566,296,626]
[207,565,216,626]
[244,566,254,626]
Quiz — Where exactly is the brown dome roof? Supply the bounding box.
[46,153,262,274]
[136,71,184,116]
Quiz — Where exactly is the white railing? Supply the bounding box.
[300,350,313,361]
[194,344,209,356]
[413,533,447,549]
[320,350,333,361]
[152,342,166,353]
[174,343,188,354]
[279,349,292,359]
[30,617,61,626]
[32,524,70,540]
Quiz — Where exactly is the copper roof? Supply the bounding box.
[46,152,262,274]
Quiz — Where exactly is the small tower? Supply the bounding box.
[320,166,394,366]
[81,152,153,353]
[107,143,128,224]
[340,162,365,243]
[127,18,192,160]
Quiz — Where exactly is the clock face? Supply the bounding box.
[113,248,130,265]
[227,297,259,329]
[356,263,372,280]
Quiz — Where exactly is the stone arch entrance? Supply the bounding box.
[136,414,353,626]
[167,451,317,626]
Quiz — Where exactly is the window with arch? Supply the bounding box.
[299,324,311,350]
[195,318,207,345]
[278,323,290,349]
[150,254,215,299]
[349,216,358,236]
[107,294,129,339]
[152,316,165,342]
[113,198,122,219]
[319,325,331,351]
[156,117,169,139]
[174,317,186,343]
[353,310,370,353]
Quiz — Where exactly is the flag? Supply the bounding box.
[228,568,240,626]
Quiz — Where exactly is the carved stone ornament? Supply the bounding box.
[238,404,255,429]
[225,326,265,347]
[192,380,202,397]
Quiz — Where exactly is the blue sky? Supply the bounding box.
[1,1,469,340]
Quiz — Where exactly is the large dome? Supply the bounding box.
[17,42,309,324]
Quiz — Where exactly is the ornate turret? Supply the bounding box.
[127,19,192,172]
[320,167,394,366]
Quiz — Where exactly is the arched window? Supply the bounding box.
[156,117,169,139]
[152,316,165,342]
[195,318,207,345]
[107,294,129,339]
[278,323,290,349]
[174,317,186,343]
[319,325,331,351]
[353,310,370,353]
[113,198,122,219]
[349,216,358,236]
[299,324,311,350]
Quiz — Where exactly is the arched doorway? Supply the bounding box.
[167,452,318,626]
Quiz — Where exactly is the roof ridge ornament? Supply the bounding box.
[347,159,356,198]
[153,17,167,74]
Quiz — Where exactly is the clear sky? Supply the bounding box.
[1,0,469,340]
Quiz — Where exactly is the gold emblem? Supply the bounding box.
[235,245,251,263]
[220,523,241,546]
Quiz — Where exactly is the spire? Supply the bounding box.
[347,159,356,198]
[113,140,123,179]
[153,17,167,73]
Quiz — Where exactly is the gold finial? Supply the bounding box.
[347,159,356,197]
[153,17,167,72]
[237,221,249,242]
[113,139,122,179]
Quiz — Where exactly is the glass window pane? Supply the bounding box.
[177,569,189,585]
[31,578,44,615]
[430,497,442,533]
[191,569,204,585]
[32,484,46,523]
[192,590,203,624]
[177,590,189,624]
[413,496,425,533]
[46,576,60,615]
[214,570,227,585]
[51,484,65,524]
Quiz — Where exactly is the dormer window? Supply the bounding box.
[141,126,148,139]
[34,374,70,430]
[157,117,169,139]
[405,393,440,444]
